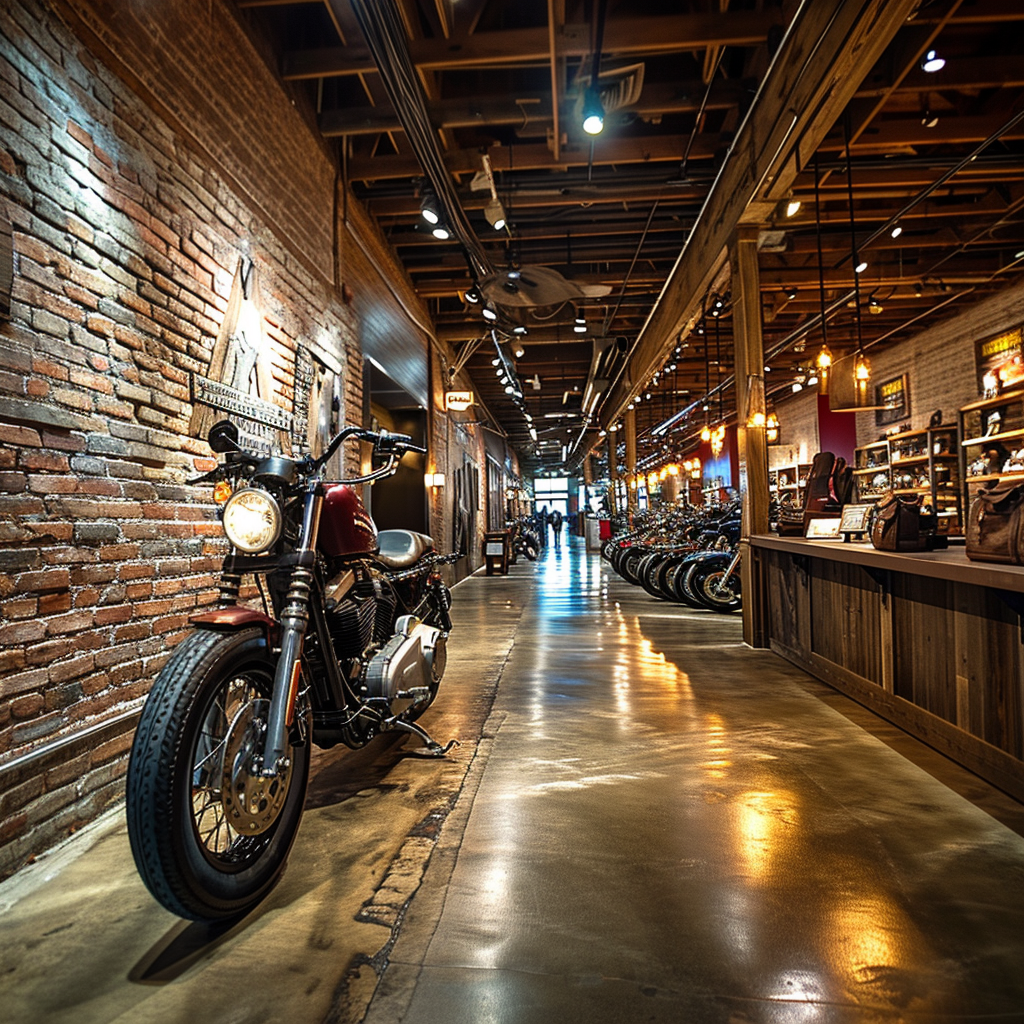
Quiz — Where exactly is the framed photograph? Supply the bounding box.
[839,504,873,534]
[805,517,843,540]
[875,373,909,426]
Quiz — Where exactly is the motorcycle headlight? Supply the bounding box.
[222,487,282,553]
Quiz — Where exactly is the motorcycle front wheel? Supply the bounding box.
[126,627,311,922]
[692,566,743,612]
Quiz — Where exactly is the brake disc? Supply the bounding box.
[220,698,293,835]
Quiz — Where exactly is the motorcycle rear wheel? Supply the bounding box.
[126,627,311,922]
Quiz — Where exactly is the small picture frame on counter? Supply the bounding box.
[805,517,844,540]
[839,503,874,541]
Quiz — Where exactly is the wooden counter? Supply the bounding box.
[750,534,1024,801]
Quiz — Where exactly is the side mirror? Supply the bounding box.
[208,419,240,454]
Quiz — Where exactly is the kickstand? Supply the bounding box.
[387,717,460,757]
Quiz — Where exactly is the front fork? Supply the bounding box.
[716,550,742,590]
[262,483,322,776]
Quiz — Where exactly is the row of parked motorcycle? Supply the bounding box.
[600,503,745,612]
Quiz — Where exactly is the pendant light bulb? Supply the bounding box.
[700,425,712,443]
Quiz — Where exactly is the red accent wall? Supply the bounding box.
[817,394,857,462]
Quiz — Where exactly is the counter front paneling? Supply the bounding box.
[751,535,1024,800]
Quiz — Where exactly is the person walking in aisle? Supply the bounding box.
[549,508,563,546]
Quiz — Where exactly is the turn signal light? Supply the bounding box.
[213,481,233,504]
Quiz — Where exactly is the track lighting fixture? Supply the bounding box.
[921,49,945,73]
[582,86,604,135]
[785,287,798,301]
[922,110,939,128]
[431,224,451,240]
[419,189,441,225]
[890,224,903,239]
[482,304,498,322]
[785,197,802,218]
[514,345,525,358]
[465,285,482,305]
[485,197,507,231]
[868,296,884,315]
[854,258,867,274]
[574,314,587,334]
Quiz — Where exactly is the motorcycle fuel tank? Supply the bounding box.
[319,484,378,558]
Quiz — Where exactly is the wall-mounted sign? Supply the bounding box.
[976,327,1024,395]
[445,390,474,411]
[875,373,909,426]
[190,257,290,454]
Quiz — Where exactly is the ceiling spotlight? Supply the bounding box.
[807,373,819,386]
[504,385,514,394]
[513,326,528,336]
[485,197,506,231]
[792,381,803,393]
[785,287,798,301]
[785,197,802,218]
[855,259,868,274]
[922,110,939,128]
[419,189,441,225]
[482,305,498,322]
[582,86,604,135]
[890,224,903,239]
[574,315,586,334]
[914,282,923,296]
[465,285,482,305]
[514,345,525,358]
[921,49,945,73]
[868,297,884,315]
[432,224,451,240]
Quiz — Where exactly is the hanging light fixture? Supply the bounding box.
[854,352,872,403]
[582,87,605,135]
[582,0,608,135]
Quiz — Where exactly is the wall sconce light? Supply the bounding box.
[424,472,446,489]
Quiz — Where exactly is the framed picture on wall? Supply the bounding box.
[875,373,909,426]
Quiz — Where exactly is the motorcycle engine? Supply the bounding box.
[364,615,446,715]
[326,575,377,660]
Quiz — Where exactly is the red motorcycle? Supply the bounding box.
[126,420,456,922]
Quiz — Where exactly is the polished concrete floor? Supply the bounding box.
[3,539,1024,1023]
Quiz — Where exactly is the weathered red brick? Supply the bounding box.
[11,694,45,719]
[19,451,69,472]
[38,592,72,615]
[16,569,70,593]
[45,610,95,636]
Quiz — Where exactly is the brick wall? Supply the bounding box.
[0,0,366,875]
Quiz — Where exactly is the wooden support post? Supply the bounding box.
[624,409,637,512]
[608,433,619,515]
[731,226,770,649]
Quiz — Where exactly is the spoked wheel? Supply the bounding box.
[126,627,311,922]
[674,558,711,608]
[693,567,743,612]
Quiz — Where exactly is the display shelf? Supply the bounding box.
[961,426,1024,447]
[852,464,890,474]
[959,390,1024,518]
[873,423,963,535]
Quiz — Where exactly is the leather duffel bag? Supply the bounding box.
[966,480,1024,564]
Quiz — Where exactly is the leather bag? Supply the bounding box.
[966,480,1024,564]
[871,493,936,552]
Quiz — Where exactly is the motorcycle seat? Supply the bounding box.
[376,529,435,569]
